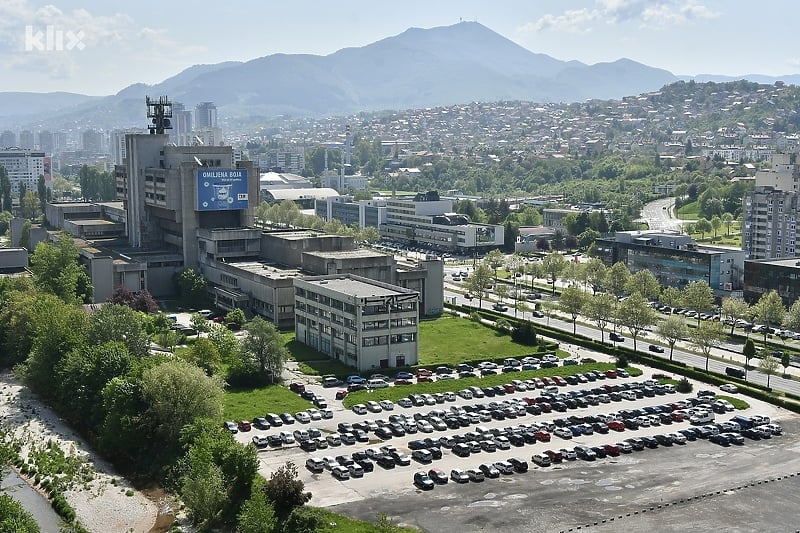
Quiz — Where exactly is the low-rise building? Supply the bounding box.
[595,231,744,296]
[743,258,800,306]
[294,274,419,372]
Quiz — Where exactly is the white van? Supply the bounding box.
[689,410,715,425]
[367,378,389,389]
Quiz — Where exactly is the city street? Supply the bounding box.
[639,197,682,232]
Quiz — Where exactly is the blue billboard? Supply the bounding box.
[196,169,249,211]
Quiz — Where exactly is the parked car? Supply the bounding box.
[450,468,470,483]
[648,344,665,353]
[224,421,238,434]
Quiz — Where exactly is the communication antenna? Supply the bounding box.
[146,95,173,134]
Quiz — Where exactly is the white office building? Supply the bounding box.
[294,274,419,372]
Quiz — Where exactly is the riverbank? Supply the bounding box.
[0,371,158,532]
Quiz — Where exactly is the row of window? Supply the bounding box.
[362,333,416,347]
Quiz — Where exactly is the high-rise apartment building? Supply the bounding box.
[82,129,103,153]
[18,131,34,150]
[1,131,16,148]
[38,130,54,153]
[742,152,800,260]
[0,148,45,195]
[195,102,217,129]
[171,102,193,145]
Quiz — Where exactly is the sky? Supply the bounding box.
[1,0,799,95]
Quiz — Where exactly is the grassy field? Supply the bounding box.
[675,201,700,220]
[418,315,544,365]
[224,384,314,422]
[314,509,416,533]
[342,363,643,408]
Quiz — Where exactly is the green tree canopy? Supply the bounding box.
[29,233,93,303]
[656,315,689,362]
[240,316,288,384]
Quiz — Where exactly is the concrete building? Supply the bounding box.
[170,102,194,146]
[744,257,800,306]
[256,147,306,174]
[0,148,45,196]
[194,102,217,129]
[315,196,387,228]
[742,152,800,260]
[81,129,102,153]
[380,192,504,253]
[0,131,16,148]
[262,187,339,209]
[259,172,313,190]
[115,133,258,271]
[18,131,34,150]
[109,129,147,166]
[294,274,419,371]
[38,130,54,153]
[595,230,744,296]
[0,247,29,277]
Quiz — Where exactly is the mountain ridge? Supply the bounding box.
[1,21,797,129]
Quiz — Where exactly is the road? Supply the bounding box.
[444,289,800,397]
[639,197,683,232]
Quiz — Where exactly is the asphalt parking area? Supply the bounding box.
[329,415,800,533]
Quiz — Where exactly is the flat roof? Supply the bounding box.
[747,257,800,268]
[304,249,390,260]
[68,219,121,226]
[306,276,405,297]
[227,260,303,278]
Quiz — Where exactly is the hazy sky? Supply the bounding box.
[1,0,798,95]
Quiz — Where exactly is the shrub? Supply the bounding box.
[511,322,537,345]
[676,377,693,393]
[616,354,629,368]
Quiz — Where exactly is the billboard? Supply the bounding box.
[197,169,249,211]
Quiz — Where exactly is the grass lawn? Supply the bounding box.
[342,363,643,408]
[418,315,543,366]
[675,201,699,220]
[717,394,750,410]
[313,509,416,533]
[224,385,314,422]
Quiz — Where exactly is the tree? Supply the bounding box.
[466,264,493,310]
[615,293,657,352]
[783,299,800,334]
[108,286,159,313]
[551,229,566,251]
[695,217,712,239]
[208,323,241,365]
[375,514,402,533]
[0,166,12,212]
[690,320,725,372]
[484,249,505,288]
[722,297,750,335]
[583,258,607,295]
[495,283,509,304]
[88,303,151,357]
[660,286,683,308]
[722,212,734,236]
[262,462,312,520]
[181,450,227,525]
[0,210,12,235]
[20,190,39,219]
[559,285,586,334]
[237,489,277,533]
[743,337,756,379]
[656,316,689,362]
[241,316,288,383]
[190,337,223,376]
[781,352,791,377]
[29,232,93,303]
[583,292,616,343]
[625,269,660,300]
[682,280,715,326]
[226,308,247,327]
[191,312,212,333]
[140,359,225,448]
[174,268,207,308]
[751,290,786,345]
[37,174,48,214]
[541,252,567,295]
[0,493,40,533]
[577,228,600,250]
[759,354,780,390]
[710,215,722,238]
[605,262,630,297]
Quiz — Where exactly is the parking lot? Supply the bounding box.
[230,364,796,531]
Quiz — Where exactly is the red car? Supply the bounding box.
[552,376,568,387]
[503,383,516,393]
[335,389,348,400]
[417,375,435,383]
[238,420,252,432]
[417,369,433,377]
[607,420,626,432]
[394,379,413,386]
[670,411,685,422]
[603,443,621,457]
[522,396,537,406]
[289,382,305,393]
[538,402,552,413]
[534,430,551,442]
[543,449,563,463]
[605,370,618,379]
[541,377,554,386]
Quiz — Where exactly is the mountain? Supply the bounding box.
[5,21,784,128]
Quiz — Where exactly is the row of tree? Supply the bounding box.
[254,199,380,243]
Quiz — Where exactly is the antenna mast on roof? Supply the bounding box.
[146,96,173,135]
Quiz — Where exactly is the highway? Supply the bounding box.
[640,196,683,232]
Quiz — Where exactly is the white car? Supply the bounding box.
[366,401,382,413]
[458,389,474,399]
[719,383,739,394]
[397,397,413,408]
[352,404,368,415]
[295,411,311,424]
[417,420,435,433]
[379,400,395,411]
[279,431,295,444]
[306,408,322,420]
